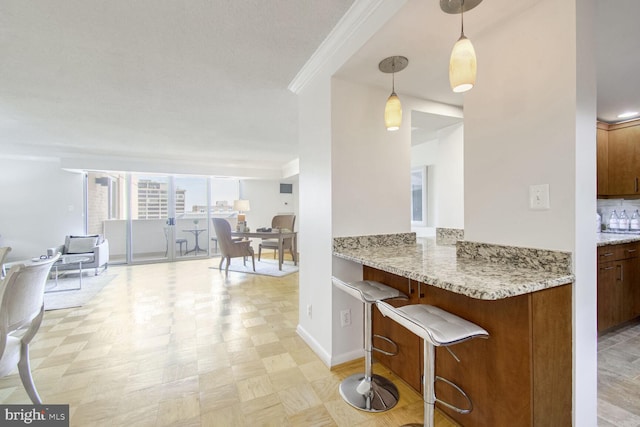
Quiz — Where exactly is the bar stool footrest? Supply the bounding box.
[372,334,399,356]
[434,375,473,414]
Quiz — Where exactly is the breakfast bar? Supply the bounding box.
[333,233,574,427]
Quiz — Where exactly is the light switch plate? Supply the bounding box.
[529,184,550,210]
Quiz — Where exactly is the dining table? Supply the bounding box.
[231,229,297,271]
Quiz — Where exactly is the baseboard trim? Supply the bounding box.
[296,324,331,367]
[296,324,363,368]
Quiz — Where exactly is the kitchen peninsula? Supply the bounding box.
[333,233,574,427]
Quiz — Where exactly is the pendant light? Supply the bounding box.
[378,56,409,131]
[441,0,482,93]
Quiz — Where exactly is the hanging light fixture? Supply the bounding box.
[441,0,483,93]
[378,56,409,131]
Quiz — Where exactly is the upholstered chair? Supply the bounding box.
[258,215,296,262]
[212,218,255,274]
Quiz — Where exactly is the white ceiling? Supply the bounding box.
[0,0,637,174]
[0,0,355,172]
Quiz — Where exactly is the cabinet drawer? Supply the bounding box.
[598,242,640,262]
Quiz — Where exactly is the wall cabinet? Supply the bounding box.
[597,242,640,332]
[365,266,572,427]
[599,119,640,196]
[597,122,609,196]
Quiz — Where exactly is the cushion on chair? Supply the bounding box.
[66,235,99,254]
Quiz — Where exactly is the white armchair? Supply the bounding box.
[50,235,109,276]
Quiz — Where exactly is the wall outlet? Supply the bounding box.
[340,309,351,327]
[307,304,312,318]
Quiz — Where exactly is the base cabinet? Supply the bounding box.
[597,242,640,332]
[365,266,572,427]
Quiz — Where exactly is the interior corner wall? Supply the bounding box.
[0,157,85,261]
[331,77,411,237]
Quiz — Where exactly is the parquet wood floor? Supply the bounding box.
[0,258,457,426]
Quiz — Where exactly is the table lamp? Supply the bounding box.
[234,199,250,230]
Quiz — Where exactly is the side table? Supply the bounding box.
[48,255,92,293]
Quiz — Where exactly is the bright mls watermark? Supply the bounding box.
[1,405,69,426]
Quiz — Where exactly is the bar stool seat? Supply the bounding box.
[332,277,408,412]
[376,301,489,427]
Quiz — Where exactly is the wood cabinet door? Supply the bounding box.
[598,260,622,331]
[597,126,609,196]
[608,125,640,195]
[620,257,640,322]
[598,261,622,332]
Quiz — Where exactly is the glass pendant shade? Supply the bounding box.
[384,92,402,131]
[449,35,477,93]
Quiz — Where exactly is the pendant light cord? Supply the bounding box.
[460,0,465,37]
[391,57,396,93]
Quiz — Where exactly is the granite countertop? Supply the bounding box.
[597,232,640,246]
[333,237,574,301]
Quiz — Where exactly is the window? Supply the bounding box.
[411,166,427,226]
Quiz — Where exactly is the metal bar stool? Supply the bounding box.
[376,301,489,427]
[332,277,408,412]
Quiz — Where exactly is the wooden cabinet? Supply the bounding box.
[365,266,572,427]
[597,122,609,196]
[597,242,640,332]
[600,119,640,196]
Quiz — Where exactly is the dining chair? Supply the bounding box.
[164,227,188,256]
[258,215,296,262]
[212,218,255,274]
[0,254,60,404]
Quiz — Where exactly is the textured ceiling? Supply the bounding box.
[0,0,636,175]
[0,0,355,172]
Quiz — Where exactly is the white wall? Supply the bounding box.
[435,124,464,229]
[297,76,334,364]
[328,81,466,362]
[411,122,465,236]
[0,157,85,261]
[411,139,438,235]
[239,179,299,253]
[329,78,412,359]
[331,78,411,237]
[463,0,597,424]
[464,2,576,250]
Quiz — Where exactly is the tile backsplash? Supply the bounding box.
[597,198,640,230]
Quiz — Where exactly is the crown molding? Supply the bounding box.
[288,0,406,94]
